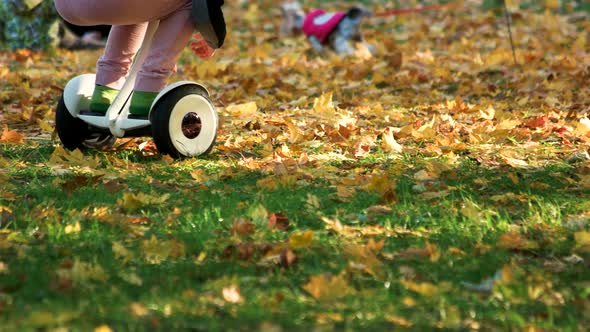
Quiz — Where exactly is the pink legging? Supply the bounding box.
[54,0,194,92]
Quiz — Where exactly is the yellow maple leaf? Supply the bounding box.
[64,222,81,235]
[226,101,258,118]
[94,325,113,332]
[344,240,386,280]
[303,273,352,301]
[117,192,170,211]
[544,0,558,10]
[501,155,530,169]
[28,310,79,327]
[119,271,143,286]
[385,315,413,327]
[313,92,336,116]
[365,172,396,196]
[36,118,54,134]
[574,231,590,253]
[284,118,301,143]
[189,169,212,182]
[141,235,185,264]
[306,193,321,209]
[401,280,438,297]
[112,241,134,264]
[460,199,481,222]
[48,146,100,169]
[57,258,108,285]
[425,242,441,262]
[289,230,314,249]
[247,204,269,225]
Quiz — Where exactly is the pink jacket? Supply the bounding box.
[302,9,346,45]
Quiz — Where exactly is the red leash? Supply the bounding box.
[374,1,464,17]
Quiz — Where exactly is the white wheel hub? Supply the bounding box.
[168,94,217,157]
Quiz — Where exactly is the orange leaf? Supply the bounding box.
[0,126,25,144]
[523,114,548,129]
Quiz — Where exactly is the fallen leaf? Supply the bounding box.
[501,155,530,169]
[497,232,539,251]
[0,125,25,144]
[48,146,100,169]
[141,235,185,264]
[523,114,549,129]
[129,302,149,317]
[222,285,244,304]
[365,205,393,217]
[268,212,290,231]
[57,258,108,285]
[303,273,352,301]
[64,222,81,235]
[336,185,356,201]
[400,280,437,297]
[382,127,403,153]
[289,230,313,249]
[112,241,134,264]
[117,192,170,211]
[94,325,114,332]
[385,315,413,327]
[574,231,590,253]
[231,218,257,236]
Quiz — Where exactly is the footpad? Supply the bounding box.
[128,114,149,120]
[79,110,106,117]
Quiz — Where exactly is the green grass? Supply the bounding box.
[1,0,589,330]
[1,141,589,331]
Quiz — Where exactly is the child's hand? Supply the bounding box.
[190,33,216,59]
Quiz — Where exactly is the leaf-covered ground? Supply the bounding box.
[1,0,590,330]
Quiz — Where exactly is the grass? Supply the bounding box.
[1,141,589,331]
[1,0,590,330]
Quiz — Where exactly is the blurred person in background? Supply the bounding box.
[0,0,109,51]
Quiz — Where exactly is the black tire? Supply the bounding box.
[55,96,89,150]
[150,85,217,158]
[55,96,116,150]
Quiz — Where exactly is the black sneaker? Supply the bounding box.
[192,0,226,49]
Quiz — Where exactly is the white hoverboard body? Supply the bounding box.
[56,21,218,158]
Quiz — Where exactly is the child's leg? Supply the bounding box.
[97,24,148,89]
[54,0,194,114]
[90,24,148,112]
[130,2,194,115]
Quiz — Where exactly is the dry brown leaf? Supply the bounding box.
[497,232,539,251]
[231,218,256,236]
[268,212,290,231]
[382,127,403,153]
